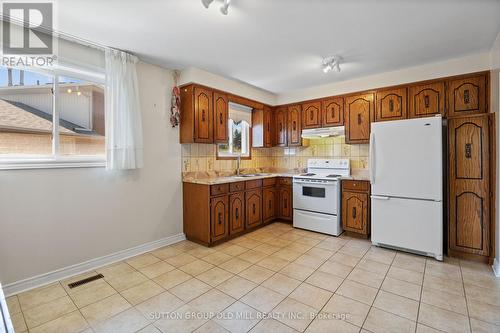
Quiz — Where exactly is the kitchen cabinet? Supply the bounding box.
[448,114,492,261]
[229,192,245,235]
[245,189,262,229]
[345,93,374,144]
[180,84,228,144]
[288,104,302,146]
[277,177,293,221]
[341,180,370,238]
[275,106,288,147]
[214,92,229,143]
[408,82,445,118]
[375,87,407,122]
[263,187,277,223]
[210,196,228,242]
[322,97,344,127]
[252,105,274,148]
[447,74,488,118]
[302,101,321,129]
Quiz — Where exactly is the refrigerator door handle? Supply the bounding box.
[371,195,390,200]
[369,132,375,184]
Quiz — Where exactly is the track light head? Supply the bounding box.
[322,56,341,73]
[220,0,231,15]
[201,0,214,9]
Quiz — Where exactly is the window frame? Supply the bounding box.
[216,119,252,160]
[0,63,106,170]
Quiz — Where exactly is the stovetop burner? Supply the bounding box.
[299,173,316,176]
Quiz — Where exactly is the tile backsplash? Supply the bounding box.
[181,136,369,172]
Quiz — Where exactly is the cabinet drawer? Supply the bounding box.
[245,179,263,190]
[278,177,292,186]
[211,184,229,196]
[342,180,369,192]
[262,177,277,187]
[229,181,245,192]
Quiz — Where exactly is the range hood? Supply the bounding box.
[301,126,345,139]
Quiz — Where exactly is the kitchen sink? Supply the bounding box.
[234,173,270,178]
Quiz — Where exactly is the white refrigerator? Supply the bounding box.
[370,116,443,260]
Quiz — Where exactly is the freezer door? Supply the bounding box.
[371,196,443,260]
[370,116,442,200]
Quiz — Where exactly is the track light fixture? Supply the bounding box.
[201,0,231,15]
[322,56,341,73]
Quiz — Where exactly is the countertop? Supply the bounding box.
[182,169,371,185]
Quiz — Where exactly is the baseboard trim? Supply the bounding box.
[3,233,186,297]
[493,258,500,277]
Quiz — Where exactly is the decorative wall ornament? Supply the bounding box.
[170,70,181,127]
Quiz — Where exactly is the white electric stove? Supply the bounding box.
[293,159,350,236]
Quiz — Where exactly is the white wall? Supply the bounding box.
[0,62,182,284]
[491,31,500,274]
[277,52,491,104]
[180,67,276,106]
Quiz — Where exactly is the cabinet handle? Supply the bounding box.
[267,123,270,131]
[235,207,239,219]
[331,109,335,118]
[279,124,282,132]
[465,143,472,159]
[389,100,394,112]
[284,199,287,209]
[310,111,314,120]
[424,95,430,108]
[219,113,223,125]
[352,207,357,219]
[268,200,272,209]
[464,89,470,104]
[218,212,222,225]
[202,110,206,122]
[357,114,362,125]
[293,121,296,130]
[252,203,256,215]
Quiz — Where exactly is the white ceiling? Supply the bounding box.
[56,0,500,94]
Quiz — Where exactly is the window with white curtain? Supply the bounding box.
[217,102,252,158]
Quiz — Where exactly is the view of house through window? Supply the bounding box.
[217,103,252,158]
[0,67,105,158]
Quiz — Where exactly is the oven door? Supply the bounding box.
[293,179,339,215]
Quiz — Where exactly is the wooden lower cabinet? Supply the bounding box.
[341,180,370,238]
[448,114,493,261]
[229,192,245,235]
[263,187,277,223]
[246,189,263,228]
[210,196,228,242]
[278,186,293,221]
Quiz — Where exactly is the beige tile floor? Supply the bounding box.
[6,222,500,333]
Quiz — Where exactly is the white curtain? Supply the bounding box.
[105,49,143,170]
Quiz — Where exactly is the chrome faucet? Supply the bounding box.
[236,154,241,176]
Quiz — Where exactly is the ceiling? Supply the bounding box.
[56,0,500,94]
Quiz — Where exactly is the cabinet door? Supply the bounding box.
[345,93,373,144]
[408,82,445,118]
[447,75,487,117]
[322,97,344,127]
[214,92,228,143]
[288,105,302,146]
[264,106,274,147]
[302,101,321,129]
[229,192,245,235]
[210,196,228,242]
[375,88,407,122]
[275,107,288,147]
[448,115,490,256]
[245,189,262,228]
[279,187,292,220]
[342,191,368,235]
[194,86,214,143]
[263,187,277,222]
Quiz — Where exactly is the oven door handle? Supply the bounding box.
[293,180,338,185]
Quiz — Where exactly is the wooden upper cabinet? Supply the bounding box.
[448,114,491,257]
[288,104,302,146]
[322,97,344,127]
[229,192,245,235]
[302,101,321,129]
[275,106,288,147]
[447,74,487,118]
[375,88,407,122]
[408,82,445,118]
[210,196,228,242]
[194,86,214,143]
[213,92,228,143]
[263,106,274,147]
[345,93,374,144]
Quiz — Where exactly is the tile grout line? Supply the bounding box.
[414,258,427,333]
[459,260,473,333]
